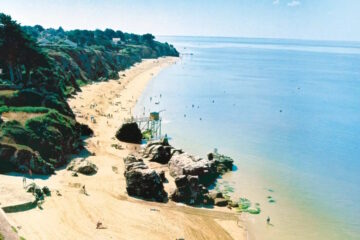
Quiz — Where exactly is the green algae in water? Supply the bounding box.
[238,198,251,210]
[267,195,276,203]
[246,207,261,214]
[223,194,231,200]
[236,198,261,214]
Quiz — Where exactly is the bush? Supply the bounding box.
[0,110,81,166]
[115,122,142,144]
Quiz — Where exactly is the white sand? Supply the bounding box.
[2,57,248,240]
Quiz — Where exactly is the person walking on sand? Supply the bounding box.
[267,216,271,224]
[82,185,87,195]
[23,176,26,188]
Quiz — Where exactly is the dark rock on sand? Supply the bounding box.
[170,175,210,205]
[214,198,229,207]
[80,123,94,136]
[123,155,167,202]
[115,122,142,144]
[67,158,98,175]
[142,140,183,164]
[169,153,218,185]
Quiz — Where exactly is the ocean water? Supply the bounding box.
[134,36,360,239]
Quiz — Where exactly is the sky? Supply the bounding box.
[1,0,360,41]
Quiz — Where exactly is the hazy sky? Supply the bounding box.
[1,0,360,41]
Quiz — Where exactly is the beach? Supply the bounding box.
[0,57,248,240]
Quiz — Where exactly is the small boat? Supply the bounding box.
[155,101,160,105]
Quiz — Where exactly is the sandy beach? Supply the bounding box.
[0,57,248,240]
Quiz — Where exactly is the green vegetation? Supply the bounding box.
[0,12,178,174]
[0,106,49,114]
[11,226,17,233]
[20,237,26,240]
[142,129,152,140]
[236,198,261,214]
[0,232,4,240]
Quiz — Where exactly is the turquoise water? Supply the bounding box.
[134,36,360,239]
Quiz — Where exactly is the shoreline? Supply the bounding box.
[1,57,248,240]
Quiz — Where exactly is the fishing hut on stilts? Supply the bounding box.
[125,111,163,140]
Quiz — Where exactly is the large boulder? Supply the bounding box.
[169,153,218,185]
[67,158,98,175]
[210,153,234,173]
[142,140,182,164]
[115,122,142,144]
[80,123,93,137]
[123,155,167,202]
[214,198,229,207]
[170,175,209,205]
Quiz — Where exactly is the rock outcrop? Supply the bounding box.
[167,149,234,205]
[123,140,235,207]
[115,122,142,144]
[210,152,234,174]
[123,155,167,202]
[142,140,183,164]
[170,175,212,205]
[169,153,218,185]
[67,158,98,175]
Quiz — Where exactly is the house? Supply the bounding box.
[112,38,121,44]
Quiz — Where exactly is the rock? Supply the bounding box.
[170,175,207,205]
[71,172,78,177]
[26,183,44,200]
[214,198,229,207]
[213,153,234,173]
[67,158,98,175]
[115,122,142,144]
[202,193,215,205]
[123,155,167,202]
[80,123,93,136]
[42,186,51,196]
[209,191,223,200]
[142,141,182,164]
[169,153,218,185]
[229,201,239,208]
[157,170,166,182]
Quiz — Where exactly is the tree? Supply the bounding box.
[0,13,49,85]
[142,33,155,44]
[115,30,125,41]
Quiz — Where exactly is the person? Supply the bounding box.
[96,221,103,229]
[82,185,87,195]
[267,216,271,224]
[23,176,26,188]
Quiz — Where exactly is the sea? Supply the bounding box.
[134,36,360,240]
